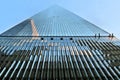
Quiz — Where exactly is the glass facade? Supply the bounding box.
[0,6,120,79]
[1,6,109,37]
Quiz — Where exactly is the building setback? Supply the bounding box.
[0,6,120,80]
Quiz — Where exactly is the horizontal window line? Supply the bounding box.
[0,36,114,38]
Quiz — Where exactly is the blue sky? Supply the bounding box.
[0,0,120,38]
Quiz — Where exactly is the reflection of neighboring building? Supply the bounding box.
[0,6,120,80]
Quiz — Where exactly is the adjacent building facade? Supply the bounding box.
[0,6,120,80]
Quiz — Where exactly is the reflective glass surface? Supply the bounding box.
[0,36,120,79]
[1,6,109,36]
[0,6,120,80]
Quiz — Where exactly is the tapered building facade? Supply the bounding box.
[0,6,120,80]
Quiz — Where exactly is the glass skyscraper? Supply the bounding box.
[0,6,120,80]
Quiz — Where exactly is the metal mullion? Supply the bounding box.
[83,50,95,78]
[53,43,56,79]
[28,39,38,79]
[7,38,16,46]
[37,50,43,79]
[88,39,98,50]
[9,54,23,79]
[80,50,94,78]
[7,53,20,78]
[29,52,37,78]
[26,39,33,56]
[65,46,73,79]
[47,45,52,79]
[11,38,30,79]
[90,38,102,50]
[0,39,23,78]
[49,46,53,79]
[89,38,98,50]
[1,56,16,78]
[69,46,78,79]
[0,40,7,46]
[60,46,64,79]
[40,41,46,79]
[12,39,21,46]
[44,47,49,79]
[0,46,5,51]
[1,46,8,53]
[97,50,119,79]
[22,56,32,79]
[34,49,42,79]
[109,42,116,50]
[7,46,15,55]
[1,38,11,46]
[101,37,114,50]
[64,46,70,79]
[95,41,104,50]
[77,40,82,46]
[108,67,119,79]
[0,38,4,44]
[87,50,102,78]
[66,46,74,78]
[93,50,114,79]
[76,40,88,78]
[70,40,83,79]
[22,41,34,79]
[0,53,5,65]
[81,39,87,46]
[111,42,120,50]
[118,66,120,72]
[89,39,106,61]
[90,50,107,77]
[2,39,14,55]
[95,50,104,61]
[113,67,120,77]
[87,39,96,50]
[79,39,84,46]
[87,50,101,78]
[84,39,94,50]
[82,39,89,47]
[46,45,50,80]
[10,61,20,79]
[83,39,91,50]
[101,42,110,50]
[61,46,67,79]
[95,38,105,50]
[19,39,27,46]
[111,51,117,60]
[93,38,105,50]
[105,42,113,50]
[57,46,61,79]
[0,46,9,56]
[8,39,21,55]
[72,46,83,79]
[96,50,110,67]
[2,61,16,79]
[55,44,58,79]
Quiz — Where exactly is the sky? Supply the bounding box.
[0,0,120,38]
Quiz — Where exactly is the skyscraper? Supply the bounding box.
[0,6,120,80]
